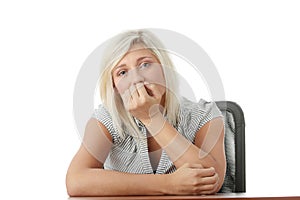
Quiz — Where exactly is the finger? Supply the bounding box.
[212,177,220,192]
[197,180,220,194]
[183,163,204,169]
[129,84,138,101]
[196,172,219,186]
[136,82,148,97]
[143,82,154,96]
[144,82,161,98]
[193,167,215,177]
[193,181,219,194]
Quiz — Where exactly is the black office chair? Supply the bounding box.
[216,101,246,193]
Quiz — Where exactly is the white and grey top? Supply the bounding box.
[92,97,222,174]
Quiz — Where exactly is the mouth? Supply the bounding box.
[144,84,154,96]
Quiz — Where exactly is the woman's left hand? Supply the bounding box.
[121,82,164,124]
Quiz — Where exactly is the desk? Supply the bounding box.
[68,193,300,200]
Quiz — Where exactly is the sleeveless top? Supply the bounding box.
[92,97,222,174]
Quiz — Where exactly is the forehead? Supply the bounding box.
[117,47,158,64]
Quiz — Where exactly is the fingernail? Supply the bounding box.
[144,81,150,85]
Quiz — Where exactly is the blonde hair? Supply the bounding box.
[99,29,180,139]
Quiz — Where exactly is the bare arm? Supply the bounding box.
[145,115,226,193]
[66,118,168,196]
[122,82,226,194]
[66,145,167,196]
[66,118,222,196]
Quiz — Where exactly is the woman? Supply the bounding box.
[66,29,226,196]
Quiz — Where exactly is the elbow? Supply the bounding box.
[215,160,226,193]
[215,174,225,193]
[66,173,84,197]
[66,175,77,197]
[67,187,78,197]
[66,183,78,197]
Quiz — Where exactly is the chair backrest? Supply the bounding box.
[216,101,246,193]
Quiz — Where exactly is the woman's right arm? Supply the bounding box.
[66,118,219,196]
[65,145,168,196]
[66,118,169,196]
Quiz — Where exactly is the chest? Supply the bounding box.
[147,136,161,152]
[147,136,162,171]
[104,134,176,174]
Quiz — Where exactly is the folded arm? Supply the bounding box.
[66,145,167,196]
[66,118,169,196]
[66,117,223,196]
[144,114,226,193]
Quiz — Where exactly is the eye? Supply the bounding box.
[139,62,151,69]
[117,70,127,77]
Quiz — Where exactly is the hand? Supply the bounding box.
[121,82,164,123]
[166,163,219,195]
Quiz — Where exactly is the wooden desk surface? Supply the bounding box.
[68,193,300,200]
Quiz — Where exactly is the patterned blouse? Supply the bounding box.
[92,97,222,174]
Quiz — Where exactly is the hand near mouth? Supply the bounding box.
[143,81,154,96]
[121,81,164,124]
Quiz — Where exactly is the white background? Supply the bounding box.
[1,0,300,199]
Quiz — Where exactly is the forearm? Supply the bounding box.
[154,120,222,169]
[145,114,225,182]
[66,168,168,196]
[170,143,225,193]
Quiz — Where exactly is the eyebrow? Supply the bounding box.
[137,56,152,62]
[112,56,153,72]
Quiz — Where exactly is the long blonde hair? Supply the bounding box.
[99,29,180,139]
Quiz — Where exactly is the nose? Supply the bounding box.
[129,68,145,85]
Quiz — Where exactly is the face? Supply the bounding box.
[112,46,166,97]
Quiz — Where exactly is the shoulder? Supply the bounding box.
[92,104,121,144]
[176,97,223,140]
[178,97,221,119]
[93,104,112,121]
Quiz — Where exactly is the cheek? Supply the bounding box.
[114,77,130,94]
[144,65,166,87]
